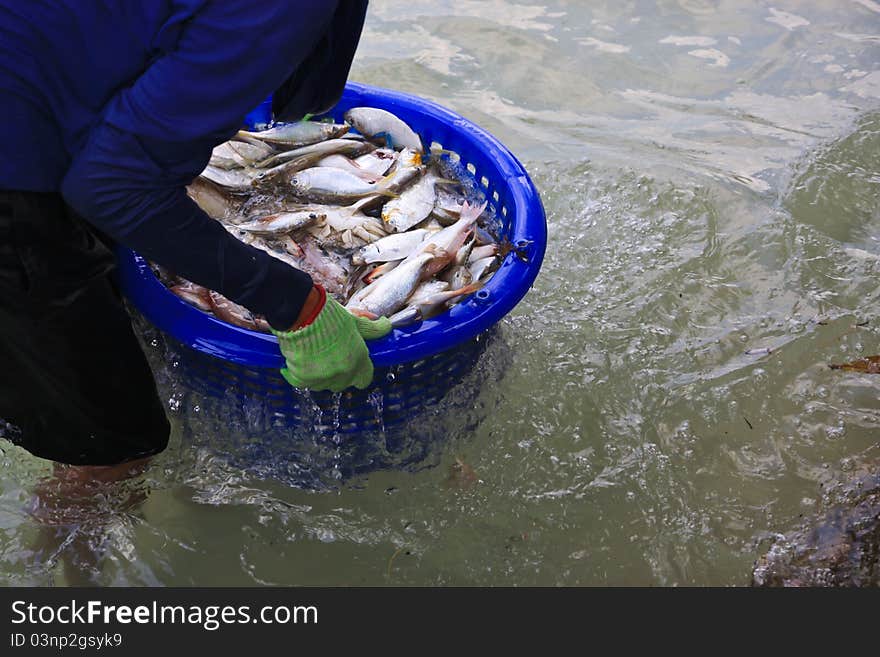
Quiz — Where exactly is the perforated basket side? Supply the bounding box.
[167,328,492,435]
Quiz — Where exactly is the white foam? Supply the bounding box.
[659,35,717,47]
[765,8,810,30]
[687,49,731,68]
[579,37,631,54]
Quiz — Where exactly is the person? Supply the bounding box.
[0,0,389,472]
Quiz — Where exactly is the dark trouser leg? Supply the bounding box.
[0,191,170,466]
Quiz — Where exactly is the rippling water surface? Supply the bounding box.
[2,1,879,585]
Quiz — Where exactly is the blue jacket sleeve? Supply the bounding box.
[60,1,346,330]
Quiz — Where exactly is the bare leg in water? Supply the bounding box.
[29,457,152,585]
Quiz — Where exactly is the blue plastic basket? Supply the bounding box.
[116,82,545,435]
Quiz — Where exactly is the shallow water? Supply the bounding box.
[2,0,880,586]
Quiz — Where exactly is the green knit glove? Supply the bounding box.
[272,296,392,392]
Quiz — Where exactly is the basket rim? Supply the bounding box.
[116,82,546,368]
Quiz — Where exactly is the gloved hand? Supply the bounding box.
[272,286,391,392]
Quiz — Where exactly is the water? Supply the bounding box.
[2,0,879,585]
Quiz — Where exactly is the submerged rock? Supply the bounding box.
[752,471,880,587]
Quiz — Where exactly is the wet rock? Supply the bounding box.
[752,471,880,587]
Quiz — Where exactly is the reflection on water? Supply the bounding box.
[1,0,879,585]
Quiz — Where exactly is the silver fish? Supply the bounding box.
[316,154,382,183]
[354,148,398,176]
[361,260,400,284]
[402,201,487,278]
[414,282,483,319]
[304,196,389,249]
[444,264,473,290]
[346,251,437,318]
[382,171,449,232]
[388,306,421,327]
[453,232,476,266]
[254,138,370,171]
[407,280,450,305]
[238,121,349,148]
[236,209,324,236]
[186,177,245,220]
[468,243,500,263]
[469,255,500,281]
[210,140,274,169]
[290,168,398,204]
[351,229,433,265]
[344,107,423,152]
[199,165,260,192]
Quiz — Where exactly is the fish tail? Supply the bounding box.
[460,200,489,226]
[450,280,484,297]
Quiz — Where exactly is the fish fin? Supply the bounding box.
[460,200,489,225]
[451,280,484,297]
[350,195,381,214]
[227,141,258,167]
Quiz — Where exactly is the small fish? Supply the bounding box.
[345,107,423,152]
[414,281,482,319]
[316,154,383,183]
[382,172,451,232]
[362,260,400,284]
[186,177,245,221]
[403,201,487,279]
[407,280,450,305]
[444,264,473,290]
[199,165,260,193]
[352,229,433,265]
[209,140,274,169]
[388,305,421,327]
[830,356,880,373]
[208,291,271,333]
[468,243,500,263]
[304,196,389,249]
[238,121,349,148]
[435,187,468,215]
[469,255,500,281]
[253,138,370,171]
[235,209,324,236]
[346,251,438,318]
[169,281,212,312]
[290,168,399,204]
[453,232,476,266]
[284,237,350,298]
[354,148,398,176]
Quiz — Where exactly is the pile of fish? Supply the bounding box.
[153,107,505,333]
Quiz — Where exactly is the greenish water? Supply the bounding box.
[2,0,880,586]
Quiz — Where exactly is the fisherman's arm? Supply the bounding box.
[60,1,339,330]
